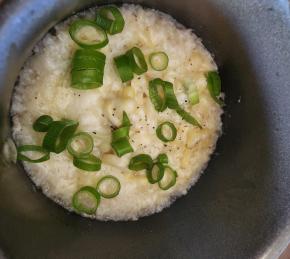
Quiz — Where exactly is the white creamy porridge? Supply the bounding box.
[11,4,223,221]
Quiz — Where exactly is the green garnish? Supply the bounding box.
[67,132,94,158]
[158,165,177,190]
[146,163,164,184]
[73,154,101,171]
[149,51,169,71]
[148,78,167,112]
[96,6,125,35]
[114,54,134,82]
[72,186,100,215]
[42,119,79,153]
[17,145,50,163]
[96,175,121,198]
[128,154,153,171]
[206,71,224,106]
[126,47,148,75]
[69,19,108,49]
[156,121,177,142]
[111,111,133,157]
[33,115,53,132]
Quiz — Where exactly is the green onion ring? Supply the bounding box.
[17,145,50,163]
[156,121,177,142]
[72,186,100,215]
[42,120,79,154]
[96,175,121,198]
[158,165,178,190]
[111,137,133,157]
[156,153,168,164]
[149,78,167,112]
[72,49,106,71]
[67,132,94,158]
[206,71,224,106]
[149,51,169,71]
[69,19,108,49]
[128,154,153,171]
[73,154,101,171]
[146,163,164,184]
[114,54,134,82]
[96,6,125,35]
[126,47,148,75]
[33,115,53,132]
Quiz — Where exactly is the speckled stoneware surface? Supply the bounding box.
[0,0,290,258]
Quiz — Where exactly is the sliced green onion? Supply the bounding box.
[121,111,131,127]
[146,163,164,184]
[17,145,50,163]
[156,121,177,142]
[69,19,108,49]
[111,137,133,157]
[149,78,167,112]
[111,111,133,157]
[163,81,179,109]
[96,6,125,35]
[71,69,104,89]
[73,154,101,171]
[206,71,224,106]
[156,153,168,164]
[42,120,79,153]
[96,175,121,198]
[158,166,177,190]
[72,49,106,71]
[33,115,53,132]
[188,89,200,105]
[67,132,93,158]
[128,154,153,171]
[114,54,134,82]
[72,186,100,215]
[126,47,148,75]
[149,51,169,71]
[112,127,129,142]
[176,108,202,128]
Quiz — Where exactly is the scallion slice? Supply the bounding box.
[176,108,202,128]
[67,132,93,158]
[149,51,169,71]
[69,20,108,49]
[156,153,168,164]
[42,120,79,153]
[126,47,148,75]
[17,145,50,163]
[71,69,104,89]
[72,186,100,215]
[96,6,125,35]
[33,115,53,132]
[112,126,130,142]
[156,121,177,142]
[148,78,167,112]
[96,175,121,198]
[158,166,177,190]
[73,154,101,171]
[128,154,153,171]
[163,81,179,109]
[114,54,134,82]
[206,71,224,106]
[72,49,106,71]
[111,137,133,157]
[146,163,164,184]
[111,111,133,157]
